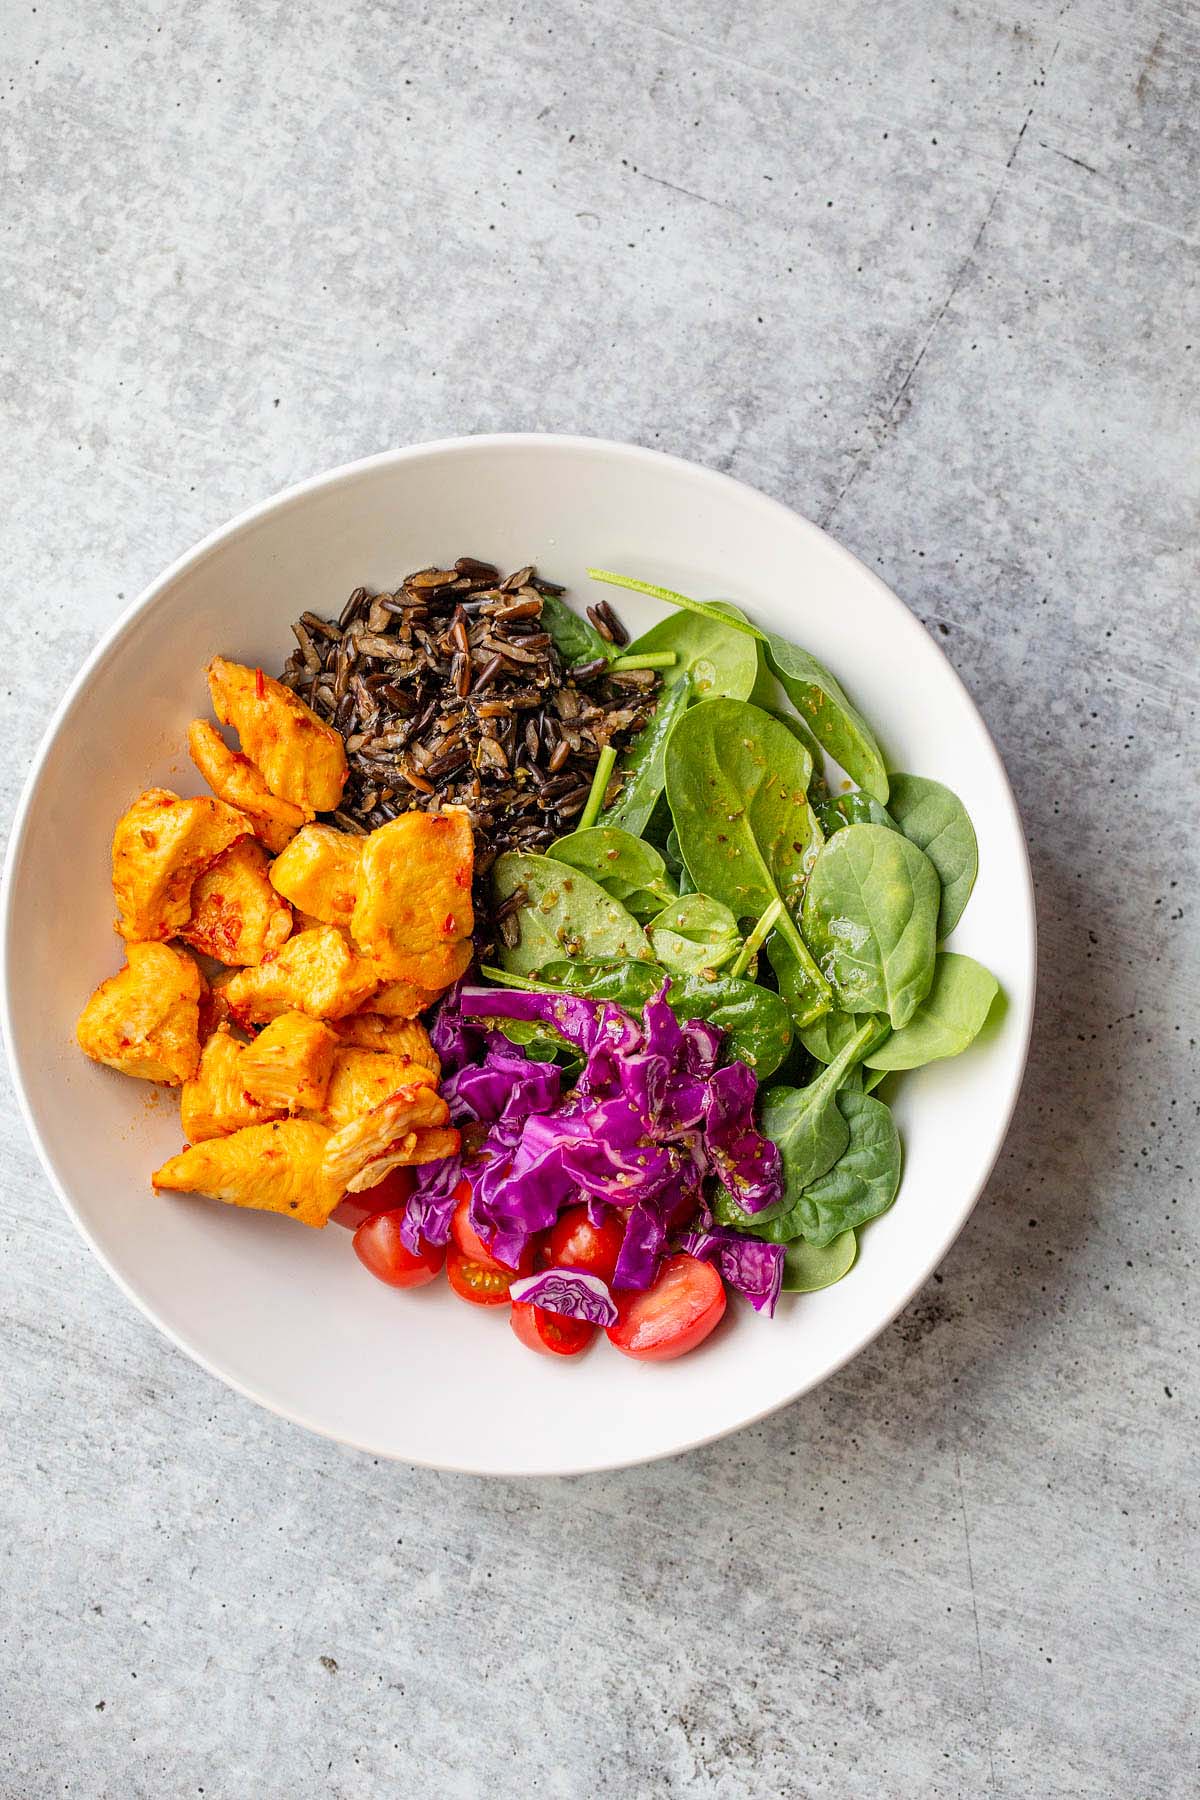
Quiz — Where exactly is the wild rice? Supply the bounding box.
[278,560,660,887]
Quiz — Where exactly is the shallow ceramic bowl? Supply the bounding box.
[2,436,1035,1475]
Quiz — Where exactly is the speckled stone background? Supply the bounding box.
[2,2,1197,1795]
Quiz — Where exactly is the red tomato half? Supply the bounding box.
[446,1246,521,1307]
[510,1302,596,1358]
[353,1208,444,1289]
[450,1191,530,1274]
[547,1206,624,1284]
[331,1167,415,1231]
[607,1254,726,1362]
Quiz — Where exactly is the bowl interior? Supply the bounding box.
[3,437,1034,1474]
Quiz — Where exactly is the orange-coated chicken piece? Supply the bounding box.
[198,967,239,1042]
[206,657,347,814]
[112,787,249,942]
[367,976,449,1020]
[345,1126,460,1192]
[318,1047,437,1129]
[77,941,205,1085]
[371,938,474,993]
[332,1015,440,1072]
[240,1011,337,1112]
[187,718,307,854]
[153,1118,343,1228]
[180,838,293,967]
[322,1084,452,1190]
[181,1026,282,1142]
[224,926,378,1024]
[349,811,473,979]
[268,824,361,927]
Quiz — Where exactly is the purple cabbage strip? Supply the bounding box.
[678,1228,785,1317]
[400,1154,465,1254]
[702,1060,783,1214]
[508,1267,617,1327]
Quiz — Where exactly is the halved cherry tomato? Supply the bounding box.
[446,1245,520,1306]
[510,1302,596,1358]
[547,1206,624,1285]
[331,1167,415,1231]
[450,1190,531,1275]
[606,1254,726,1361]
[353,1206,444,1289]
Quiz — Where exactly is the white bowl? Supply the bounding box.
[2,436,1034,1475]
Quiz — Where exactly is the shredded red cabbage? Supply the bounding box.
[424,979,785,1296]
[508,1267,617,1327]
[678,1228,786,1316]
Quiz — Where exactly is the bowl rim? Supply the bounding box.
[1,433,1037,1474]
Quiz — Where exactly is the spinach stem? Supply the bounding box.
[578,745,617,832]
[479,965,557,991]
[607,650,678,671]
[729,898,783,979]
[587,569,766,642]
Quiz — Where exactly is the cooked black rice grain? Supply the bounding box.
[278,561,660,943]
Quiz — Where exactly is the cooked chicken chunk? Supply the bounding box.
[153,1118,343,1228]
[371,937,474,993]
[77,941,205,1085]
[268,824,361,927]
[181,1026,282,1142]
[112,787,249,942]
[198,967,239,1042]
[345,1127,461,1193]
[224,926,378,1024]
[180,837,293,967]
[318,1047,437,1128]
[206,656,347,814]
[350,811,473,978]
[240,1010,338,1112]
[366,976,447,1020]
[187,718,307,854]
[332,1015,440,1072]
[322,1084,452,1189]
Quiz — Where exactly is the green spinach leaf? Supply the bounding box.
[618,604,758,703]
[601,675,692,837]
[758,1018,884,1217]
[863,951,999,1070]
[777,1090,902,1247]
[816,791,898,834]
[664,698,831,1025]
[538,592,614,667]
[551,827,675,910]
[801,823,939,1027]
[763,636,889,802]
[782,1231,857,1292]
[492,851,653,975]
[647,893,741,976]
[885,774,979,938]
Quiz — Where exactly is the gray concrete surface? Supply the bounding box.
[2,2,1197,1795]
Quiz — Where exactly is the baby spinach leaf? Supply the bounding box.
[538,593,614,667]
[758,1018,884,1218]
[778,1090,902,1247]
[618,604,758,703]
[608,882,675,924]
[647,893,741,976]
[799,1006,884,1064]
[492,851,653,975]
[816,791,898,835]
[782,1231,857,1292]
[551,827,675,910]
[664,699,830,1025]
[863,952,999,1070]
[511,958,662,1008]
[801,823,939,1028]
[885,773,979,938]
[763,636,889,802]
[602,675,692,838]
[493,1017,581,1071]
[764,934,831,1035]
